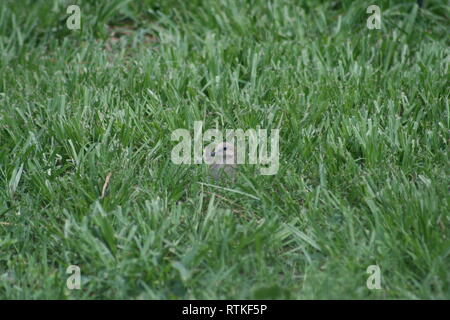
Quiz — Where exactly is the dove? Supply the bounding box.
[205,142,237,181]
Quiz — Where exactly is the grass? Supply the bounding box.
[0,0,449,299]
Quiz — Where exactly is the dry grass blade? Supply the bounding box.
[101,172,112,199]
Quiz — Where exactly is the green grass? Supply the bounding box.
[0,0,449,299]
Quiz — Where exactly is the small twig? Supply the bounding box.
[100,172,112,199]
[204,191,248,219]
[198,182,260,201]
[204,190,244,209]
[438,219,445,232]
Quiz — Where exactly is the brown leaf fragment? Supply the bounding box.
[101,172,112,199]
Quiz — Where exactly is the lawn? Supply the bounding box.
[0,0,449,299]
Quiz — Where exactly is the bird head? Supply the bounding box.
[210,142,235,164]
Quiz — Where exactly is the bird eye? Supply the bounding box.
[211,151,215,156]
[223,147,227,151]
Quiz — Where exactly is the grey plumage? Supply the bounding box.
[205,142,236,181]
